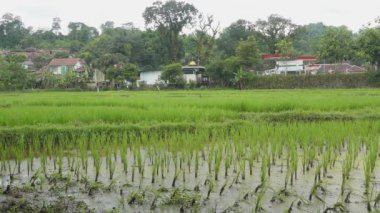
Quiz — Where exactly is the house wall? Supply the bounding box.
[184,74,197,83]
[50,66,67,75]
[50,65,76,75]
[275,60,304,75]
[93,69,105,82]
[139,71,163,85]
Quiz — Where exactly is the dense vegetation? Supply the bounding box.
[1,0,380,90]
[1,90,380,212]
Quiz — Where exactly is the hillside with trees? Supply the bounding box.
[1,0,380,90]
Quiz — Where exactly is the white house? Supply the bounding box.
[182,62,207,84]
[48,58,87,76]
[264,60,305,75]
[138,62,208,86]
[138,71,164,86]
[275,60,304,75]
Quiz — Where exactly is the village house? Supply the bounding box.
[182,61,208,84]
[48,58,87,76]
[261,54,366,75]
[305,63,366,74]
[138,62,208,86]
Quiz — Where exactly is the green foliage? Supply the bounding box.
[161,63,185,88]
[255,14,297,54]
[216,19,256,58]
[206,57,240,86]
[58,71,86,89]
[293,22,326,55]
[0,57,28,90]
[357,28,380,66]
[143,0,198,62]
[318,26,354,62]
[275,39,294,57]
[106,63,139,88]
[236,36,261,70]
[233,67,255,90]
[67,22,99,51]
[0,13,29,49]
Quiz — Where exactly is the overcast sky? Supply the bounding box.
[1,0,379,33]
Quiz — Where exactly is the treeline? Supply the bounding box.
[1,0,380,89]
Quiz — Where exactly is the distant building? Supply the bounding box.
[138,62,208,86]
[305,63,366,74]
[48,58,87,76]
[138,70,164,85]
[264,60,304,75]
[22,60,35,70]
[182,61,208,84]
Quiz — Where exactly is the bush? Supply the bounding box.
[161,63,185,88]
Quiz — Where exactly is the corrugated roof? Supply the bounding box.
[48,58,82,66]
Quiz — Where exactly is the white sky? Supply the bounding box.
[1,0,379,33]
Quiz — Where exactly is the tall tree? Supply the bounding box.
[67,22,99,51]
[192,14,220,65]
[318,26,354,63]
[293,23,326,55]
[51,17,62,35]
[358,27,380,68]
[254,14,297,54]
[236,36,261,70]
[275,39,294,57]
[0,13,29,49]
[216,19,255,58]
[100,21,115,34]
[143,0,198,62]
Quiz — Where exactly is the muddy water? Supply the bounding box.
[0,149,377,212]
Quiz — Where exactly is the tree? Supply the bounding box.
[293,23,326,55]
[206,57,240,86]
[318,26,354,63]
[143,0,198,62]
[161,63,185,87]
[0,13,29,49]
[233,67,254,90]
[255,14,297,54]
[106,62,139,88]
[51,17,61,35]
[124,63,139,86]
[216,19,256,58]
[275,39,294,57]
[358,28,380,67]
[100,21,115,34]
[187,14,220,65]
[0,57,28,90]
[236,36,261,70]
[67,22,99,51]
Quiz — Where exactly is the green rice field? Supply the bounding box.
[1,89,380,212]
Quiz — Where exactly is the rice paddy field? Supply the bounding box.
[2,89,380,212]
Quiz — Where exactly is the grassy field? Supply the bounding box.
[1,89,380,212]
[1,89,380,127]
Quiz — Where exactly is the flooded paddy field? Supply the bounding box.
[1,90,380,212]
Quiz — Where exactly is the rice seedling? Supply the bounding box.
[214,147,222,181]
[206,178,214,200]
[2,90,380,212]
[195,150,199,178]
[254,182,268,213]
[91,145,102,182]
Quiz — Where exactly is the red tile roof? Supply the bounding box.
[296,56,318,60]
[48,58,83,66]
[262,54,292,60]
